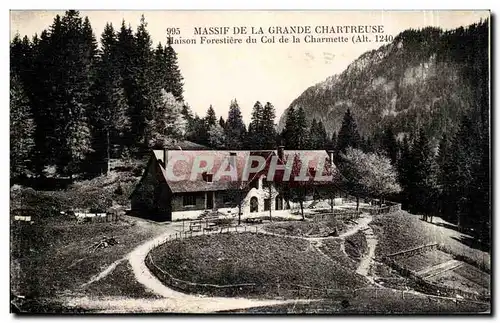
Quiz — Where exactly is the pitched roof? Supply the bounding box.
[152,149,336,193]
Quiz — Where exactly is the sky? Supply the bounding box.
[10,10,489,125]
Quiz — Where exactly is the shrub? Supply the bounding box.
[345,231,368,259]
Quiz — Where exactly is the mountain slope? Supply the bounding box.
[278,21,489,140]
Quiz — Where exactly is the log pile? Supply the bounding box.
[89,236,119,252]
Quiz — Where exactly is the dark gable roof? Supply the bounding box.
[152,149,335,193]
[163,140,210,150]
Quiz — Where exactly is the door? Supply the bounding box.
[206,192,214,209]
[250,196,259,213]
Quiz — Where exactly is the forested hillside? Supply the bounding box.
[279,20,489,143]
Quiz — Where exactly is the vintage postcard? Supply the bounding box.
[10,10,491,314]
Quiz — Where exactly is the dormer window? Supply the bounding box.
[202,172,213,183]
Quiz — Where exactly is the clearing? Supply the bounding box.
[149,232,368,298]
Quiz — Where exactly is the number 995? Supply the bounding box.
[166,28,181,35]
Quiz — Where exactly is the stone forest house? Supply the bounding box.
[130,146,338,221]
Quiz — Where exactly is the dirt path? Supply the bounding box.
[355,226,378,284]
[74,213,377,313]
[257,214,373,241]
[125,224,313,313]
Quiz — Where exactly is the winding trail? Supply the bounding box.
[68,213,490,313]
[257,215,373,241]
[124,227,314,313]
[355,226,378,284]
[71,213,379,313]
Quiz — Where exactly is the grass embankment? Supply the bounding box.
[318,240,358,270]
[371,211,490,271]
[345,231,368,261]
[149,232,368,297]
[82,261,161,299]
[223,287,490,314]
[263,218,349,237]
[10,217,164,301]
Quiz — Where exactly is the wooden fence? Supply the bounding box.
[360,202,402,215]
[382,253,489,302]
[75,211,121,224]
[385,243,438,260]
[146,249,489,307]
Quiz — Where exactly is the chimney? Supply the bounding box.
[229,152,237,168]
[163,149,168,168]
[277,145,285,161]
[326,149,334,168]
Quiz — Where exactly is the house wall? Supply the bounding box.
[172,192,206,212]
[168,176,345,221]
[131,155,172,221]
[131,156,159,214]
[170,175,287,220]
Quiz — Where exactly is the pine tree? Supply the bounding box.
[336,108,361,157]
[442,116,482,228]
[205,105,217,128]
[309,119,318,148]
[282,107,297,149]
[247,101,264,149]
[219,116,225,129]
[295,107,309,149]
[186,114,208,146]
[224,99,246,149]
[409,129,439,217]
[91,22,130,174]
[49,11,94,177]
[10,74,35,178]
[29,29,54,175]
[261,102,277,149]
[116,20,136,123]
[436,133,450,217]
[153,42,167,89]
[308,119,328,149]
[181,104,193,122]
[397,135,413,210]
[381,125,398,165]
[130,15,161,150]
[164,43,184,101]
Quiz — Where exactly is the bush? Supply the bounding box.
[345,231,368,259]
[212,218,234,226]
[10,187,69,218]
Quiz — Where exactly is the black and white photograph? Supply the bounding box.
[9,9,491,314]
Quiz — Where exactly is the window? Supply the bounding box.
[223,193,234,205]
[202,172,213,183]
[183,193,197,206]
[264,199,271,211]
[275,196,283,210]
[263,178,271,188]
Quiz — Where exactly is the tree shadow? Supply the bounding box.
[428,221,459,232]
[13,176,73,191]
[451,235,490,253]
